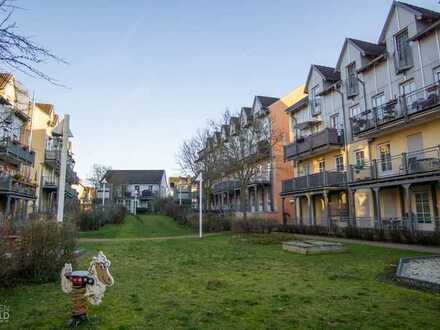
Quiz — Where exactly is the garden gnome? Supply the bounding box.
[61,251,114,327]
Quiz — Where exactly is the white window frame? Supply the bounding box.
[415,192,432,224]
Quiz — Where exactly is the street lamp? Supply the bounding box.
[101,178,107,209]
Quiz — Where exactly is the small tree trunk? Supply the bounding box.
[240,183,248,221]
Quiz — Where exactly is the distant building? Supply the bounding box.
[73,181,95,211]
[169,176,192,206]
[98,170,168,213]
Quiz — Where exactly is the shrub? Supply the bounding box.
[0,216,78,288]
[277,224,440,246]
[77,206,127,231]
[231,218,278,234]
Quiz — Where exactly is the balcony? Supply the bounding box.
[0,139,35,166]
[350,146,440,184]
[0,175,36,199]
[351,81,440,138]
[282,170,347,194]
[213,180,240,193]
[45,148,61,169]
[42,176,58,190]
[283,128,344,161]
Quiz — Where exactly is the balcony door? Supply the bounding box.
[378,143,392,176]
[406,133,423,173]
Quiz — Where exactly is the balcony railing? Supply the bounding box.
[0,139,35,166]
[282,170,347,194]
[42,176,58,189]
[0,175,36,198]
[45,148,61,169]
[284,128,344,161]
[350,146,440,183]
[351,81,440,136]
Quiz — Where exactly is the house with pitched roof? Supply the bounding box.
[99,170,168,213]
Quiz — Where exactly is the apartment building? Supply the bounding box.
[201,89,304,221]
[282,2,440,232]
[98,170,168,213]
[0,74,36,218]
[31,103,78,214]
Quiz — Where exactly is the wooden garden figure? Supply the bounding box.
[61,251,114,326]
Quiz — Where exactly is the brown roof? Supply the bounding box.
[313,65,340,82]
[103,170,166,185]
[348,38,385,57]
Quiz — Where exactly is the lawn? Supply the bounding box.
[1,215,440,329]
[79,214,192,239]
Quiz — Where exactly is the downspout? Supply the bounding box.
[335,85,352,225]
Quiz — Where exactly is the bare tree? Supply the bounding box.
[211,108,282,220]
[0,0,66,84]
[87,164,111,188]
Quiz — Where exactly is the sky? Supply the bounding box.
[9,0,438,182]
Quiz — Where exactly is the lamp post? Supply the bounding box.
[101,178,107,210]
[199,172,203,238]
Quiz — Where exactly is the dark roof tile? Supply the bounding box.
[104,170,165,185]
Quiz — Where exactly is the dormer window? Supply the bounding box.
[394,29,413,73]
[346,62,359,98]
[310,85,321,116]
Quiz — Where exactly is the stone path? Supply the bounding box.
[293,234,440,254]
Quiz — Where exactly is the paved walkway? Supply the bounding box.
[294,234,440,254]
[79,232,223,243]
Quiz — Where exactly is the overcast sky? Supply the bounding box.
[10,0,438,181]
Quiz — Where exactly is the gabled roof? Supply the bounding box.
[305,64,340,92]
[336,38,386,69]
[103,170,165,185]
[255,95,279,108]
[379,1,440,43]
[314,65,340,81]
[241,106,252,118]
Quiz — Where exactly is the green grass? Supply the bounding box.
[79,214,192,239]
[1,215,440,329]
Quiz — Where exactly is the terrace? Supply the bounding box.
[351,81,440,138]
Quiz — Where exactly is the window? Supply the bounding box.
[135,185,140,191]
[378,143,392,172]
[318,160,325,173]
[395,29,413,70]
[310,85,321,116]
[335,155,344,172]
[355,150,365,168]
[329,113,339,129]
[346,62,358,97]
[372,93,386,121]
[415,192,432,224]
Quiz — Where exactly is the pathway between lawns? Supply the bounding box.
[79,232,224,243]
[294,234,440,254]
